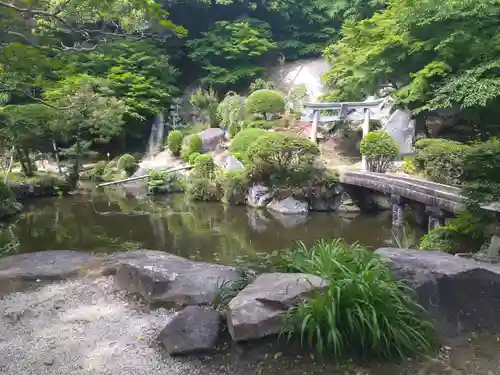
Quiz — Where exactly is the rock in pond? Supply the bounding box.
[226,273,327,342]
[0,250,99,281]
[267,197,308,215]
[247,184,273,208]
[158,306,222,355]
[107,250,240,307]
[268,210,308,228]
[184,128,225,153]
[376,248,500,338]
[309,195,342,212]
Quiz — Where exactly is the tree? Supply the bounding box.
[324,0,500,137]
[43,75,126,186]
[187,19,277,90]
[0,103,56,176]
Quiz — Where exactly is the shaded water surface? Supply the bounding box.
[0,186,424,262]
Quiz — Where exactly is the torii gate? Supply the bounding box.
[301,99,389,171]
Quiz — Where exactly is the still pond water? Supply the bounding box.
[0,185,425,261]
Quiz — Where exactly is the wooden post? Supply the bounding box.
[361,109,371,171]
[311,110,320,144]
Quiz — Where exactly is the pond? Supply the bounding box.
[0,185,425,262]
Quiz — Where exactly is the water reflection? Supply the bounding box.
[0,187,425,263]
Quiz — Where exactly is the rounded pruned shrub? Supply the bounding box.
[193,154,215,178]
[359,130,398,173]
[463,138,500,183]
[166,130,184,156]
[188,152,201,165]
[245,89,285,118]
[181,134,203,161]
[277,239,436,359]
[414,138,469,185]
[228,121,239,139]
[246,132,319,180]
[229,128,268,156]
[117,154,137,176]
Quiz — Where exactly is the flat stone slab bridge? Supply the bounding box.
[340,171,463,230]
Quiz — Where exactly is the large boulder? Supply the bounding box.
[108,250,240,307]
[0,250,98,281]
[247,184,273,208]
[184,128,225,153]
[267,197,308,215]
[376,248,500,338]
[158,306,222,355]
[309,195,342,212]
[226,273,327,342]
[225,155,244,172]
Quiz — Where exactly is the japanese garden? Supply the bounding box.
[1,0,500,374]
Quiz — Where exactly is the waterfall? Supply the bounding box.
[146,113,165,158]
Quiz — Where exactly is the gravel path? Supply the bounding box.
[0,277,223,375]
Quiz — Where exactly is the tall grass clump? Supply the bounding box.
[278,239,435,359]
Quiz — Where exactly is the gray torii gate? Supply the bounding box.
[302,99,387,170]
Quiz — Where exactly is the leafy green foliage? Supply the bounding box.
[245,90,285,118]
[81,161,108,181]
[166,130,184,156]
[249,78,275,92]
[117,154,137,176]
[188,152,201,165]
[241,120,277,130]
[193,154,215,178]
[246,132,320,180]
[220,170,249,205]
[278,239,435,359]
[359,131,398,173]
[413,138,469,185]
[229,128,268,156]
[185,176,221,201]
[217,92,242,129]
[187,19,277,90]
[227,122,239,139]
[189,87,219,127]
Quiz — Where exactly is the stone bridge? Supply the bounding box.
[339,171,464,230]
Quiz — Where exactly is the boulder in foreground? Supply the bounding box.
[158,306,222,355]
[226,273,327,342]
[376,248,500,338]
[108,250,240,307]
[0,250,98,281]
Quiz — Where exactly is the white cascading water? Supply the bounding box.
[146,113,165,158]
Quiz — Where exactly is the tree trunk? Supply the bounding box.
[4,146,15,184]
[68,137,81,189]
[24,149,34,176]
[16,148,29,176]
[51,139,62,173]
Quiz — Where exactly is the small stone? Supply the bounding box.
[43,359,54,366]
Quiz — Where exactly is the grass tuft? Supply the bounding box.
[278,239,436,359]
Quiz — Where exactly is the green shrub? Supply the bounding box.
[217,92,242,128]
[249,78,275,92]
[83,160,107,181]
[241,119,275,130]
[245,89,285,118]
[228,121,239,139]
[181,123,209,136]
[463,139,500,182]
[359,130,398,173]
[117,154,137,176]
[0,180,14,201]
[185,176,220,201]
[229,128,268,156]
[278,239,435,359]
[181,134,203,161]
[231,152,243,161]
[220,170,249,205]
[402,155,418,175]
[148,170,184,193]
[246,132,319,181]
[414,138,469,185]
[418,212,486,253]
[193,154,215,178]
[166,130,184,156]
[188,152,201,165]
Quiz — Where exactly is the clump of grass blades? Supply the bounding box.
[211,269,255,309]
[280,239,436,359]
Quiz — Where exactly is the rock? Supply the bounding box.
[0,251,98,281]
[372,194,392,210]
[108,250,240,307]
[247,184,273,208]
[376,248,500,338]
[336,193,361,212]
[212,150,230,168]
[0,198,22,220]
[267,197,308,215]
[225,156,244,172]
[184,128,225,153]
[158,306,221,355]
[268,210,308,228]
[309,195,342,212]
[226,273,327,342]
